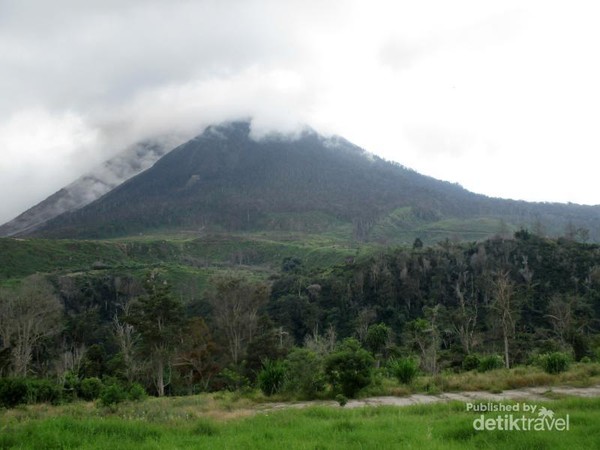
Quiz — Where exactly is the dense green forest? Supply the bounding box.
[1,230,600,406]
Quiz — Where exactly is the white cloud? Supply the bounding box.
[0,109,101,220]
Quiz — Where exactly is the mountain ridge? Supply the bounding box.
[7,121,600,242]
[0,136,183,237]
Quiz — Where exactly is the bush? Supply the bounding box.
[325,338,374,398]
[258,359,286,396]
[99,383,127,407]
[478,355,504,372]
[284,348,326,399]
[0,378,28,408]
[127,382,147,401]
[63,371,80,400]
[462,354,481,371]
[388,357,419,384]
[335,394,348,407]
[27,379,62,405]
[219,367,250,391]
[539,352,571,374]
[79,377,103,401]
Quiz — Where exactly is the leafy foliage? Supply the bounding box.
[283,348,326,399]
[0,378,28,407]
[478,355,504,372]
[99,383,127,407]
[325,338,374,398]
[257,359,286,396]
[78,377,103,401]
[539,352,571,374]
[388,357,419,384]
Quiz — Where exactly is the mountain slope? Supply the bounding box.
[22,121,600,241]
[0,136,182,237]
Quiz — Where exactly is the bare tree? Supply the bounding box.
[355,308,376,343]
[113,299,139,383]
[54,342,86,384]
[0,275,63,376]
[452,272,479,354]
[490,271,518,369]
[208,273,269,366]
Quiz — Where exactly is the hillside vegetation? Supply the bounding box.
[23,122,600,242]
[1,230,600,407]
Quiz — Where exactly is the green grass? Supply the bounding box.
[0,227,369,278]
[1,397,599,449]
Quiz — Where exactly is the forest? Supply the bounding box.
[1,230,600,406]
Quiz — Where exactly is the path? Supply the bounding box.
[256,385,600,412]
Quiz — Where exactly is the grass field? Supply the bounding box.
[1,395,599,449]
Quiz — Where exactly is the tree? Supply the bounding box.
[406,305,443,375]
[283,348,326,399]
[174,317,218,393]
[126,272,184,396]
[113,301,139,383]
[490,271,518,369]
[452,272,479,354]
[325,338,374,398]
[207,273,269,366]
[0,275,63,376]
[365,323,391,364]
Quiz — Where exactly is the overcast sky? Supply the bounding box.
[1,0,600,224]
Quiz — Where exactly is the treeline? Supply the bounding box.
[1,231,600,405]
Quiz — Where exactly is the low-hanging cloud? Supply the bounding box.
[2,0,600,224]
[0,0,345,223]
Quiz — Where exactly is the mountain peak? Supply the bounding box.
[6,121,600,242]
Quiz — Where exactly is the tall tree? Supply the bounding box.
[126,272,184,396]
[490,271,518,369]
[174,317,218,393]
[452,271,479,354]
[113,301,139,383]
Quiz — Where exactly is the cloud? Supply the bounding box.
[0,109,101,222]
[1,0,600,224]
[0,0,343,223]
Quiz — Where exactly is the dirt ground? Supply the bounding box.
[257,385,600,412]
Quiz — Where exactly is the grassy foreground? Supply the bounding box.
[1,395,600,449]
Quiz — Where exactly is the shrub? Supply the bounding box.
[325,338,374,398]
[478,355,504,372]
[219,367,250,391]
[79,377,103,401]
[462,354,480,372]
[284,348,326,399]
[539,352,571,374]
[99,383,127,407]
[27,379,62,405]
[127,382,147,401]
[0,378,28,408]
[388,357,419,384]
[258,359,286,396]
[335,394,348,407]
[63,371,80,400]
